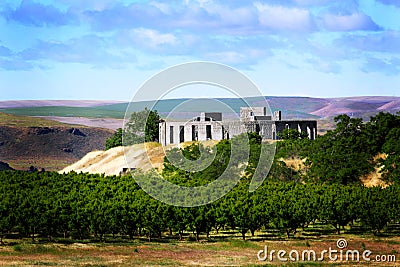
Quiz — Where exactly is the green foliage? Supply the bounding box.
[278,128,308,140]
[0,170,399,241]
[123,108,161,145]
[275,138,311,160]
[104,108,161,149]
[266,160,300,182]
[358,187,391,235]
[306,114,373,184]
[364,112,400,154]
[105,128,123,150]
[380,127,400,183]
[318,185,360,234]
[3,112,400,242]
[145,109,161,142]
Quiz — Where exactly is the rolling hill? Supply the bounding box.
[0,113,113,171]
[1,96,399,171]
[1,96,398,123]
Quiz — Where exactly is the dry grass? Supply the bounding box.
[360,153,388,188]
[281,157,306,172]
[0,112,80,128]
[280,153,390,188]
[0,236,398,266]
[7,157,76,172]
[59,144,150,176]
[60,140,220,176]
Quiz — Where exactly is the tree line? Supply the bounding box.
[276,112,400,184]
[108,110,400,184]
[1,111,399,242]
[0,169,399,242]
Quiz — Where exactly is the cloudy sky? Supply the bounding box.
[1,0,400,100]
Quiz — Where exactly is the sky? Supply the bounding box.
[0,0,400,101]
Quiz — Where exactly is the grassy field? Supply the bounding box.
[1,222,399,267]
[0,106,125,119]
[0,97,323,120]
[0,234,398,266]
[0,113,82,128]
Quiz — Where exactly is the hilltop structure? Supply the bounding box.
[159,107,317,146]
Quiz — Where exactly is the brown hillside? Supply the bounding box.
[60,142,166,176]
[0,125,113,171]
[60,140,218,176]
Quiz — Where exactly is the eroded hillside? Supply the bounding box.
[0,124,113,171]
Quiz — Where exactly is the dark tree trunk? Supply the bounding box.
[31,227,36,242]
[286,229,291,239]
[241,230,246,240]
[179,231,183,241]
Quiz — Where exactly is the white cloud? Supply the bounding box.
[307,58,341,73]
[57,0,116,11]
[361,56,400,75]
[132,28,177,48]
[293,0,334,6]
[149,1,171,14]
[202,4,256,27]
[322,13,380,31]
[205,49,268,67]
[254,2,314,32]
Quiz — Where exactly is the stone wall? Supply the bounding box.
[159,121,224,146]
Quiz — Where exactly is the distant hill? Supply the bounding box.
[2,96,399,172]
[0,100,124,108]
[1,96,398,121]
[0,112,82,127]
[310,96,400,119]
[0,113,113,171]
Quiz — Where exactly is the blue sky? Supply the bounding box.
[0,0,400,100]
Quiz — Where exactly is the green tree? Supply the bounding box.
[380,128,400,183]
[186,205,214,241]
[145,109,161,142]
[228,182,265,240]
[105,128,123,150]
[124,108,160,145]
[319,185,359,234]
[306,114,373,184]
[267,182,310,238]
[105,109,160,149]
[364,112,400,155]
[358,186,391,235]
[278,128,308,140]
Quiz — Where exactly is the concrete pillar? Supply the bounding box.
[197,124,206,141]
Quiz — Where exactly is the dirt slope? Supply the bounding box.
[60,143,167,175]
[59,141,219,176]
